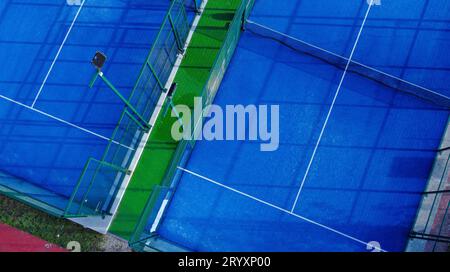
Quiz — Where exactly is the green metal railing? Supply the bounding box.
[62,0,196,218]
[0,0,199,219]
[130,0,256,251]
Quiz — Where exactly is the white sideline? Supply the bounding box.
[291,0,375,212]
[151,199,169,232]
[31,0,86,108]
[178,166,387,252]
[0,93,133,150]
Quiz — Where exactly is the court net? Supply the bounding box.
[246,20,450,109]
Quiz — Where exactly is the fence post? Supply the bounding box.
[168,13,185,53]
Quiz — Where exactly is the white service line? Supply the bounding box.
[0,94,134,151]
[290,0,375,213]
[31,0,86,108]
[178,166,387,252]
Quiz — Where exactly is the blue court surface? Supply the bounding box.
[156,0,450,251]
[0,0,170,211]
[250,0,450,96]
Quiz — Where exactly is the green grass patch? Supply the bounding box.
[0,195,105,252]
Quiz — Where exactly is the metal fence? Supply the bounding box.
[130,0,256,251]
[64,0,197,218]
[0,0,198,218]
[408,150,450,252]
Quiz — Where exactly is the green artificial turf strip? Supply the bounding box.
[109,0,242,240]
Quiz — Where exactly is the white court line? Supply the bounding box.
[178,166,387,252]
[290,0,375,213]
[246,20,450,102]
[0,94,134,151]
[151,199,169,232]
[31,0,86,108]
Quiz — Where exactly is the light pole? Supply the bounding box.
[89,51,151,132]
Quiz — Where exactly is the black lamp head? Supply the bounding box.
[92,51,107,70]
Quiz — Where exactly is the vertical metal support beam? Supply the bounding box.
[168,13,185,53]
[64,159,91,217]
[147,61,166,91]
[193,0,200,13]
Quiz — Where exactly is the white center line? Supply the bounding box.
[291,0,375,213]
[31,0,86,108]
[0,94,134,151]
[178,166,386,252]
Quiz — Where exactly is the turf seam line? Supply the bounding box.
[31,0,86,108]
[291,0,375,212]
[178,166,387,252]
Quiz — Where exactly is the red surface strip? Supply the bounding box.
[0,223,67,252]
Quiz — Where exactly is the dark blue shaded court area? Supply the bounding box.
[249,0,450,97]
[0,0,171,212]
[249,0,369,58]
[157,26,449,251]
[354,0,450,96]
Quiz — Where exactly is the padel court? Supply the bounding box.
[137,0,450,252]
[0,0,176,216]
[1,0,448,252]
